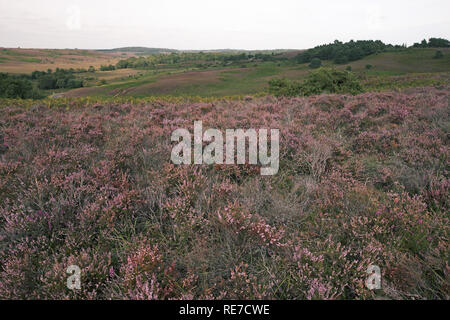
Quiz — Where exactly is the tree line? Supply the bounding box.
[0,73,42,99]
[32,68,83,90]
[114,52,286,70]
[412,38,450,48]
[296,38,449,65]
[295,40,404,65]
[98,37,450,72]
[0,68,85,99]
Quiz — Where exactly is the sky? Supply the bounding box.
[0,0,449,50]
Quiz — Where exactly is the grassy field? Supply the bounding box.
[1,47,449,98]
[61,63,310,97]
[60,48,450,97]
[344,48,450,73]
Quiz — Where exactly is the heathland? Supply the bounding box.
[0,38,448,299]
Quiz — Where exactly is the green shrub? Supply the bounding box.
[301,68,363,96]
[100,64,116,71]
[433,50,444,59]
[66,79,83,89]
[268,78,303,97]
[268,68,363,97]
[309,58,322,69]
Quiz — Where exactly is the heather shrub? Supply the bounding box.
[0,86,448,299]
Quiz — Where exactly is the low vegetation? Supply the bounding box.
[0,86,448,299]
[269,68,363,97]
[0,37,449,300]
[0,38,449,99]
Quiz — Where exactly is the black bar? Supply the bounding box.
[0,300,444,319]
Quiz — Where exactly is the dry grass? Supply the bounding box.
[0,48,136,74]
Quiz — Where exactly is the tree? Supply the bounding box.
[296,51,312,63]
[56,78,67,89]
[428,38,450,48]
[38,75,57,90]
[348,47,364,61]
[365,64,373,70]
[295,40,389,65]
[116,60,129,69]
[412,38,450,48]
[309,58,322,69]
[67,79,83,89]
[334,52,349,64]
[0,73,42,99]
[100,64,115,71]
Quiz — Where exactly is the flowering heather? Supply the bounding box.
[0,86,449,299]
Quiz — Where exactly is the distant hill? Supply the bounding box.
[97,47,179,55]
[98,47,296,55]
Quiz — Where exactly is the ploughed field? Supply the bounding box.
[0,86,448,299]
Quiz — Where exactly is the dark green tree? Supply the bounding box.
[428,38,450,48]
[309,58,322,69]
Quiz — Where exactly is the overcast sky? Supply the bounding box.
[0,0,449,50]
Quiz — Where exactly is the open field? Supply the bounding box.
[343,48,450,73]
[0,48,136,73]
[60,64,310,98]
[0,86,448,299]
[1,47,450,98]
[55,48,450,98]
